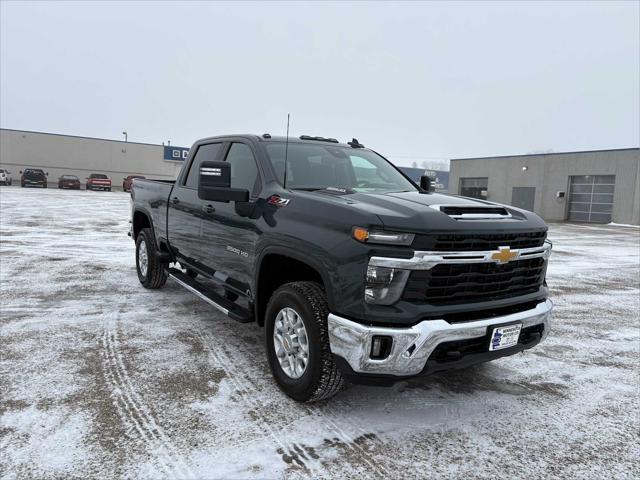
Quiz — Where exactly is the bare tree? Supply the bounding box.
[526,148,555,154]
[420,159,450,171]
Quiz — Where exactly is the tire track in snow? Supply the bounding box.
[197,331,323,477]
[198,329,390,478]
[206,328,391,477]
[305,402,391,478]
[101,324,194,479]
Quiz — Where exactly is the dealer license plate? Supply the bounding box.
[489,324,522,351]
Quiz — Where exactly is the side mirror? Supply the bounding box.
[420,175,433,192]
[198,161,249,202]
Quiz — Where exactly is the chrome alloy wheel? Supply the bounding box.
[138,239,148,278]
[273,307,309,379]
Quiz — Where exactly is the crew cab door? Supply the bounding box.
[199,142,262,295]
[168,142,223,264]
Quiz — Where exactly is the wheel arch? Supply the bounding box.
[255,247,333,327]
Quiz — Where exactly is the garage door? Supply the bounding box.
[568,175,615,223]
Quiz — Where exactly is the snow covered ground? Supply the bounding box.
[1,186,639,479]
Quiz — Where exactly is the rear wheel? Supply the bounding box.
[135,228,168,289]
[265,282,344,402]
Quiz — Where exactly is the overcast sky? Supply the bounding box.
[1,1,638,166]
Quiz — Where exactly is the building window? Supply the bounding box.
[568,175,615,223]
[459,177,488,199]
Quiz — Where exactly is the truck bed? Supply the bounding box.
[131,178,175,245]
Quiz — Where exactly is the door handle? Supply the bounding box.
[203,204,215,214]
[171,197,180,205]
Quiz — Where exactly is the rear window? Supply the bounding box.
[25,169,44,174]
[90,174,108,179]
[62,175,78,180]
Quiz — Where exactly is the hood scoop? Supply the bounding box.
[431,204,512,220]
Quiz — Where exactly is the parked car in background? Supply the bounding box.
[20,168,47,188]
[58,174,81,190]
[86,173,111,191]
[123,175,145,192]
[0,169,12,185]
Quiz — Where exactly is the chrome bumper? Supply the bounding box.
[328,299,552,377]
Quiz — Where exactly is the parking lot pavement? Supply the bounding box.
[1,186,639,479]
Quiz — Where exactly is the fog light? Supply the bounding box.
[365,265,410,305]
[370,335,393,360]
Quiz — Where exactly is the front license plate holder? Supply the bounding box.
[489,323,522,351]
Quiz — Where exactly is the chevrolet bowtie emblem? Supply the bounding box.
[490,246,519,264]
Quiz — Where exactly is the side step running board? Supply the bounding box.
[167,268,253,323]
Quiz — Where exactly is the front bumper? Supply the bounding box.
[328,299,552,378]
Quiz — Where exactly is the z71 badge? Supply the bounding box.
[267,195,290,207]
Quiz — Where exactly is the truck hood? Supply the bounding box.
[303,190,547,233]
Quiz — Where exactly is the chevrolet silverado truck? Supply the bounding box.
[130,134,552,402]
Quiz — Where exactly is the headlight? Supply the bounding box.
[365,265,410,305]
[352,227,414,246]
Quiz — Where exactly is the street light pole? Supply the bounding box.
[122,131,128,143]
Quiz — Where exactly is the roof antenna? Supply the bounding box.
[283,113,290,189]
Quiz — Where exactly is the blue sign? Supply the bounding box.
[398,167,449,193]
[164,146,190,161]
[425,170,449,193]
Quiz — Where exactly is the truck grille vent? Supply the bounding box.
[402,257,546,305]
[412,231,546,251]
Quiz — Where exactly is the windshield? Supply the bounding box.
[90,174,107,179]
[264,143,416,193]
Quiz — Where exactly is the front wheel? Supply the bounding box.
[135,228,168,289]
[265,282,344,402]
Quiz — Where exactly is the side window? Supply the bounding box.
[184,143,222,188]
[225,143,260,195]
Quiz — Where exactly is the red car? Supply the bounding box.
[86,173,111,191]
[58,174,81,189]
[123,175,145,192]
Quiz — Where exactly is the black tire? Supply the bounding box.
[135,228,168,289]
[107,188,111,192]
[265,281,344,402]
